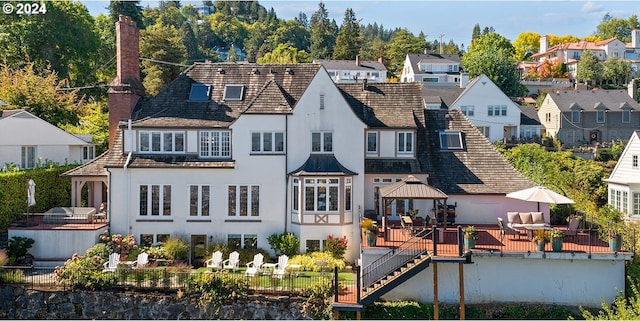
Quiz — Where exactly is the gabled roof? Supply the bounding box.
[130,63,322,128]
[337,82,424,128]
[419,109,534,194]
[407,54,461,75]
[519,105,541,126]
[421,87,464,108]
[314,59,387,71]
[546,90,638,112]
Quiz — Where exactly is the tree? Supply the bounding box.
[139,23,187,95]
[332,8,363,60]
[256,43,311,64]
[268,19,310,52]
[595,13,640,42]
[512,32,540,61]
[576,50,603,87]
[309,2,337,59]
[386,29,428,78]
[108,0,144,29]
[0,63,86,126]
[207,12,248,50]
[226,44,239,62]
[471,23,481,41]
[462,32,525,97]
[61,101,109,155]
[603,57,631,86]
[0,1,99,86]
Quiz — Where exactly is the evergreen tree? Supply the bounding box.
[332,8,363,60]
[309,2,336,59]
[386,29,427,78]
[471,23,481,41]
[108,0,144,29]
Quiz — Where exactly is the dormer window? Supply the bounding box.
[596,110,606,123]
[439,131,464,150]
[223,85,244,101]
[397,132,413,153]
[139,131,185,154]
[189,83,211,101]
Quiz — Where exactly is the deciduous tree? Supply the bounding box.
[576,50,602,87]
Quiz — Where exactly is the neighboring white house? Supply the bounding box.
[606,130,640,221]
[400,53,469,87]
[449,74,523,143]
[314,56,387,83]
[0,109,95,170]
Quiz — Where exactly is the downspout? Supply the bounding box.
[124,119,133,234]
[284,113,289,233]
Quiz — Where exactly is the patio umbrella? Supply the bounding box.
[27,179,36,207]
[506,185,574,211]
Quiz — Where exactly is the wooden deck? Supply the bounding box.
[365,224,620,257]
[8,215,107,231]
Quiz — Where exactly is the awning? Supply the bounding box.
[289,154,358,176]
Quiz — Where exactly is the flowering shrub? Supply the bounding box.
[324,235,348,260]
[99,230,138,258]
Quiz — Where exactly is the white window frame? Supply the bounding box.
[397,131,414,154]
[439,131,464,150]
[139,184,171,216]
[633,155,638,168]
[596,110,606,123]
[139,131,185,154]
[82,145,95,162]
[189,83,211,101]
[292,178,299,212]
[366,132,378,154]
[251,132,284,153]
[223,84,244,101]
[311,131,333,153]
[227,234,258,250]
[189,185,210,216]
[344,177,352,212]
[622,110,631,123]
[477,126,490,138]
[21,146,36,169]
[200,130,231,158]
[460,105,474,117]
[488,105,507,116]
[633,192,640,216]
[304,178,340,212]
[228,185,260,217]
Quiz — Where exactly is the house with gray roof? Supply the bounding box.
[400,53,468,87]
[538,89,639,147]
[314,56,387,83]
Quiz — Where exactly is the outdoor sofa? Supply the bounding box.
[506,211,550,230]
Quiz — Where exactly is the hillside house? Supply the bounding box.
[401,53,469,87]
[314,56,387,83]
[606,130,640,221]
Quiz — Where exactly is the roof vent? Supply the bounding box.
[217,68,225,74]
[269,68,275,74]
[285,68,294,75]
[251,68,260,75]
[362,78,368,91]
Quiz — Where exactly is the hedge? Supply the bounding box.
[0,164,79,230]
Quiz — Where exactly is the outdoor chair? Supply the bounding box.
[223,251,240,272]
[272,254,289,279]
[565,215,580,240]
[205,251,223,270]
[102,253,120,272]
[498,217,522,241]
[245,253,264,277]
[132,252,149,270]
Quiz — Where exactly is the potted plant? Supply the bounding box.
[548,229,563,252]
[463,226,478,249]
[608,229,622,252]
[531,230,549,252]
[360,218,378,247]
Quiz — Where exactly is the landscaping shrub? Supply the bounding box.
[5,236,34,265]
[84,243,113,261]
[0,250,7,266]
[188,272,249,307]
[302,277,333,320]
[288,251,346,272]
[0,164,77,230]
[324,234,348,259]
[99,230,138,258]
[267,232,299,257]
[163,237,189,262]
[54,253,112,290]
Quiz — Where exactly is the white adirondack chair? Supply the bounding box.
[102,253,120,272]
[205,251,223,270]
[222,251,240,272]
[245,253,264,277]
[132,252,149,269]
[272,255,288,279]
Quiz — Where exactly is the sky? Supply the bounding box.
[81,0,640,49]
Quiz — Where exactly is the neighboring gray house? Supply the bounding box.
[518,105,542,142]
[314,56,387,83]
[401,53,468,87]
[538,89,639,147]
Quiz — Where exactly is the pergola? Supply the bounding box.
[379,175,448,241]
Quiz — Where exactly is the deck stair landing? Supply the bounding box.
[360,229,433,305]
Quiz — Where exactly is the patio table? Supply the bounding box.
[523,226,553,239]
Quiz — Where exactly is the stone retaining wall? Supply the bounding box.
[0,285,313,319]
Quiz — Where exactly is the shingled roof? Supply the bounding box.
[547,89,638,112]
[314,59,386,71]
[129,63,322,128]
[62,151,110,177]
[419,109,534,194]
[407,54,461,75]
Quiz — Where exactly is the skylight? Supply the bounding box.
[189,83,211,101]
[224,84,244,101]
[439,131,464,150]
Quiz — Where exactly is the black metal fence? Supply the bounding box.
[0,266,339,296]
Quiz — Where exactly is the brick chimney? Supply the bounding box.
[108,15,145,149]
